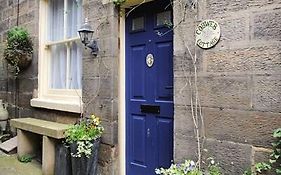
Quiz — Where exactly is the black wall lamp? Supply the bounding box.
[78,18,99,56]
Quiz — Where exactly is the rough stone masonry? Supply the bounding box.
[0,0,281,174]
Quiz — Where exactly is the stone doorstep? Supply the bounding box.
[10,118,70,139]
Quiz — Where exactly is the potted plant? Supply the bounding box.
[64,114,104,175]
[3,26,33,74]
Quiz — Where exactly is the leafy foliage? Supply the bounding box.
[155,159,222,175]
[113,0,126,6]
[243,128,281,175]
[64,114,104,158]
[3,27,33,74]
[243,162,271,175]
[18,154,33,163]
[270,128,281,174]
[255,162,271,173]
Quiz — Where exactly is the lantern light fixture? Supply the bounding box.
[78,18,99,56]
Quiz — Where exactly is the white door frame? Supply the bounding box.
[118,9,126,175]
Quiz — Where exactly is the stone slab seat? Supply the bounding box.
[10,118,70,175]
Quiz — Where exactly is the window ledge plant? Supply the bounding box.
[3,27,33,75]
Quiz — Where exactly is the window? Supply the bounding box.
[31,0,83,113]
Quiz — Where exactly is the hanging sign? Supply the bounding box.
[196,20,221,49]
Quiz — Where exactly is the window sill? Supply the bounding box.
[30,98,82,113]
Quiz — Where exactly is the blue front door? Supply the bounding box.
[126,1,174,174]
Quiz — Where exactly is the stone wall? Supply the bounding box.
[174,0,281,174]
[1,0,280,174]
[0,0,40,123]
[82,0,119,174]
[0,0,119,174]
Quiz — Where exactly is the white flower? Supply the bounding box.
[190,160,195,167]
[211,160,215,165]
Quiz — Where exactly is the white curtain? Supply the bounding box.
[49,0,82,89]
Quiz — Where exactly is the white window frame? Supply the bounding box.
[31,0,83,113]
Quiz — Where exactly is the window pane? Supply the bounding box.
[67,0,82,38]
[50,44,67,89]
[68,42,82,89]
[49,0,64,41]
[132,17,144,31]
[48,0,82,90]
[156,11,171,26]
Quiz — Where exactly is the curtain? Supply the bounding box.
[49,0,82,89]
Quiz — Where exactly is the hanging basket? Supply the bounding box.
[17,53,32,69]
[3,27,33,74]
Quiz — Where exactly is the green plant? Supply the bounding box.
[64,114,104,158]
[243,162,272,175]
[113,0,126,6]
[243,128,281,175]
[155,159,221,175]
[3,26,33,74]
[18,154,33,163]
[270,128,281,174]
[255,162,271,173]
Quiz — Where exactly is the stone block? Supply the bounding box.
[0,79,7,91]
[83,57,115,78]
[98,143,117,164]
[98,36,119,57]
[18,78,34,93]
[42,136,56,175]
[254,147,272,163]
[0,0,7,9]
[201,76,252,109]
[253,76,281,113]
[1,7,14,20]
[101,120,118,145]
[253,147,277,175]
[18,93,33,108]
[17,0,29,15]
[96,15,118,38]
[174,134,198,163]
[217,16,248,45]
[0,20,9,32]
[11,118,70,139]
[253,9,281,41]
[87,0,116,20]
[17,129,40,156]
[82,77,114,99]
[205,44,281,73]
[204,138,252,175]
[175,76,252,110]
[206,0,281,17]
[97,157,119,175]
[174,106,197,137]
[18,11,36,25]
[18,107,33,118]
[204,107,281,147]
[84,97,118,122]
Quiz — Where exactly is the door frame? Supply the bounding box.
[118,1,174,174]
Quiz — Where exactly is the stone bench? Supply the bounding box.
[10,118,70,175]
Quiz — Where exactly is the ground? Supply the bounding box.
[0,151,41,175]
